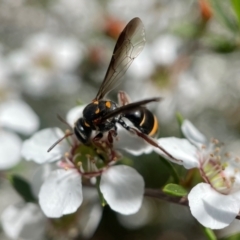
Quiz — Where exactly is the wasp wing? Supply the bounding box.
[101,97,161,121]
[95,17,146,100]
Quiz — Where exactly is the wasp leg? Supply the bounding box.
[93,132,104,142]
[107,130,117,143]
[118,91,132,106]
[117,118,135,134]
[117,118,182,164]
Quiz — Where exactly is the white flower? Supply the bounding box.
[21,105,145,218]
[0,99,39,170]
[156,120,240,229]
[150,34,182,66]
[8,33,83,97]
[0,99,39,135]
[1,163,102,240]
[1,202,46,240]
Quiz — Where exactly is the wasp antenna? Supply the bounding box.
[47,132,73,152]
[57,114,72,129]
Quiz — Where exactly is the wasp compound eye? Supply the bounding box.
[74,118,92,144]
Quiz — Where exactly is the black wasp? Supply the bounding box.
[74,17,160,144]
[48,17,164,153]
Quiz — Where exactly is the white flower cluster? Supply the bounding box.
[21,105,146,219]
[156,120,240,229]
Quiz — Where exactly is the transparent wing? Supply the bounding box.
[95,17,146,100]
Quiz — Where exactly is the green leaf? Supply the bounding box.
[206,36,237,53]
[176,112,185,138]
[209,0,238,32]
[176,112,184,126]
[231,0,240,27]
[203,227,217,240]
[163,183,188,197]
[9,175,36,203]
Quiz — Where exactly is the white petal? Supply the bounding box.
[155,137,200,169]
[31,164,54,198]
[66,105,86,127]
[78,188,102,238]
[39,169,83,218]
[21,128,69,164]
[0,130,22,170]
[100,165,144,215]
[217,219,240,238]
[114,124,153,155]
[0,99,39,135]
[117,198,153,229]
[181,120,207,146]
[188,183,240,229]
[1,202,46,240]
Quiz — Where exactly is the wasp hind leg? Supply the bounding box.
[93,132,104,142]
[117,118,182,163]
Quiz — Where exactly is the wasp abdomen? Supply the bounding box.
[124,108,158,137]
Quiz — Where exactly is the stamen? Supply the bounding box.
[205,168,221,178]
[73,153,81,163]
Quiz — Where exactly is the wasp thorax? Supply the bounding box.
[83,100,117,122]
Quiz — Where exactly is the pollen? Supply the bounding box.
[101,142,107,148]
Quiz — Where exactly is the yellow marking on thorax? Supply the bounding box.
[149,115,158,137]
[105,101,111,108]
[95,108,100,114]
[139,113,146,126]
[84,121,90,127]
[93,101,99,105]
